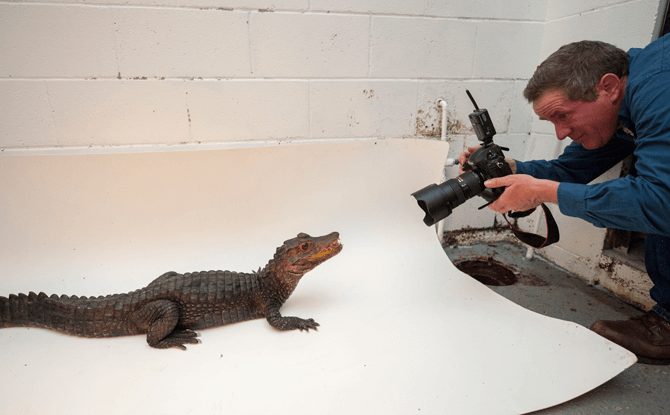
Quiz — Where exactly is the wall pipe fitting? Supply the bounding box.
[436,99,448,243]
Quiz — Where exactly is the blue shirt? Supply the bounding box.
[515,34,670,236]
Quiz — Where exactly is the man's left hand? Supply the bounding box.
[484,175,559,214]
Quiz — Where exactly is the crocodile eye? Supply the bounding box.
[300,242,310,251]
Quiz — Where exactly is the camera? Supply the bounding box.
[412,91,513,226]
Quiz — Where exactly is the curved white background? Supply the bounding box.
[0,140,634,414]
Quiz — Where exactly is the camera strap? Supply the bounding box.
[503,203,560,249]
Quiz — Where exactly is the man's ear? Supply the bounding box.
[597,73,624,102]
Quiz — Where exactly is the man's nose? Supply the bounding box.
[555,124,570,140]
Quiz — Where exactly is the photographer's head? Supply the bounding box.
[524,40,629,149]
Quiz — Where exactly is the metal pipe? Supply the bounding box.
[438,99,448,141]
[436,99,448,243]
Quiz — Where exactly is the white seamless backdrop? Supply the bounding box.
[0,140,635,414]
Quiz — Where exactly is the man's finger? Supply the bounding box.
[484,178,506,188]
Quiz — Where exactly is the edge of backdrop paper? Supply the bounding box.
[0,139,635,415]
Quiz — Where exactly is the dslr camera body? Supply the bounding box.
[412,91,512,226]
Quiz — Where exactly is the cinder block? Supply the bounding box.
[250,12,369,78]
[46,80,190,147]
[443,135,467,161]
[115,8,251,78]
[54,0,309,9]
[495,133,529,162]
[553,210,609,260]
[370,17,477,79]
[424,0,474,19]
[417,80,516,136]
[524,133,566,162]
[541,0,658,56]
[472,21,543,79]
[309,0,424,15]
[425,0,547,21]
[186,80,309,141]
[415,81,457,138]
[0,4,116,78]
[545,0,615,21]
[508,80,535,134]
[310,80,417,138]
[0,81,55,148]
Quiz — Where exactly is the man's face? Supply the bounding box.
[532,89,619,150]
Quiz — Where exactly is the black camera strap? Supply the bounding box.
[503,203,560,249]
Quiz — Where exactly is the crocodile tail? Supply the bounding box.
[1,291,143,338]
[0,295,9,328]
[0,292,51,329]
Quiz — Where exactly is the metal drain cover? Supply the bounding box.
[454,258,517,286]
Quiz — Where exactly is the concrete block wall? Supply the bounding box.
[1,0,543,154]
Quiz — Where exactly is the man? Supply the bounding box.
[460,34,670,363]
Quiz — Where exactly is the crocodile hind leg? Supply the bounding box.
[131,300,199,350]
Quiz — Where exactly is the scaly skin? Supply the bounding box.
[0,232,342,350]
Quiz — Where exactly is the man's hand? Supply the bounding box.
[458,146,480,174]
[484,175,559,214]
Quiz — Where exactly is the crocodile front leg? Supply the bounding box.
[265,300,319,332]
[131,300,199,350]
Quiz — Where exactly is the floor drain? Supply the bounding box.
[454,259,517,286]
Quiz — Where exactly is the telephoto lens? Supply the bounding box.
[412,90,511,227]
[411,170,485,226]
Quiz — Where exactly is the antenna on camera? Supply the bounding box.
[465,90,496,144]
[466,90,479,111]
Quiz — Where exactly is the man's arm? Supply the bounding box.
[514,136,634,184]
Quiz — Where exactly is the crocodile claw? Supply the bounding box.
[298,318,320,332]
[153,329,200,350]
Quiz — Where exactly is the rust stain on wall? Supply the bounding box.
[442,225,510,247]
[598,256,616,274]
[415,103,467,139]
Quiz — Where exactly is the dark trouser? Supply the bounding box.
[646,234,670,321]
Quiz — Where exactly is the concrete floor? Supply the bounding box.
[444,241,670,415]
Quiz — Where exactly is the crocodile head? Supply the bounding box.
[275,232,343,276]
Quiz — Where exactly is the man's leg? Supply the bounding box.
[590,234,670,364]
[646,234,670,321]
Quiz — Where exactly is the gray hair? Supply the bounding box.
[523,40,629,103]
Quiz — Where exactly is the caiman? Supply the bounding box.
[0,232,342,350]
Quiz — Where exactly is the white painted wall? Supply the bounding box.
[0,0,665,304]
[0,0,543,152]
